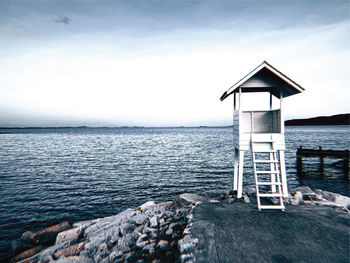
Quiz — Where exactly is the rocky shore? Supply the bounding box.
[9,187,350,263]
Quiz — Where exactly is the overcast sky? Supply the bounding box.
[0,0,349,127]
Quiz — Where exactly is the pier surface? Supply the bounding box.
[190,201,349,263]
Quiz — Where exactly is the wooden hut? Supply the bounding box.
[220,61,304,210]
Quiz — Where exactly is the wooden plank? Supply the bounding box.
[297,148,349,159]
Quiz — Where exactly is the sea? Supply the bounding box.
[0,126,349,261]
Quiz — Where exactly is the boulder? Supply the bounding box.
[334,194,350,209]
[117,233,133,253]
[56,227,82,245]
[30,221,71,246]
[10,245,46,263]
[136,201,156,212]
[242,194,250,204]
[151,201,173,209]
[149,216,158,228]
[55,256,93,263]
[292,186,314,195]
[142,242,155,255]
[20,231,34,242]
[178,235,198,254]
[156,240,169,250]
[293,191,304,205]
[131,214,148,226]
[11,238,35,256]
[53,241,86,260]
[173,194,207,209]
[315,189,350,208]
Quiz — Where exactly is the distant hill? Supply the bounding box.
[285,114,349,126]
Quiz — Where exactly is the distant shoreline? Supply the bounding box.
[285,113,349,126]
[0,113,349,129]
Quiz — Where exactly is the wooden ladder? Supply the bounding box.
[251,136,285,211]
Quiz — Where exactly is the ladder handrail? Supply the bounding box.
[251,135,285,211]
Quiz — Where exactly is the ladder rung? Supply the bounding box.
[254,160,278,163]
[257,182,282,186]
[256,171,280,174]
[258,193,283,197]
[252,140,274,143]
[259,205,285,210]
[253,150,276,153]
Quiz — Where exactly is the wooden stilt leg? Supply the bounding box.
[237,150,244,198]
[279,150,288,197]
[233,148,238,191]
[270,152,276,193]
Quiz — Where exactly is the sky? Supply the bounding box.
[0,0,349,127]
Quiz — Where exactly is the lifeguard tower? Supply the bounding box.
[220,61,304,210]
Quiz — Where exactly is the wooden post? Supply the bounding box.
[239,88,242,110]
[234,92,236,111]
[319,146,324,175]
[237,150,244,198]
[233,148,239,191]
[280,91,284,134]
[270,93,273,110]
[279,150,288,197]
[297,146,303,176]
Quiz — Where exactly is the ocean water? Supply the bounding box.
[0,126,349,261]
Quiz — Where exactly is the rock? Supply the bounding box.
[142,242,155,255]
[52,241,86,260]
[173,194,207,209]
[150,201,173,209]
[123,251,136,262]
[292,186,314,195]
[136,240,149,249]
[10,245,46,263]
[315,189,350,209]
[164,211,175,218]
[165,227,173,236]
[34,239,73,262]
[142,226,157,235]
[119,223,134,236]
[11,239,34,256]
[334,194,350,208]
[131,214,148,226]
[269,198,280,205]
[178,235,198,254]
[96,242,109,259]
[242,194,250,203]
[227,197,236,204]
[30,221,71,246]
[293,191,304,205]
[137,201,156,212]
[55,256,93,263]
[100,256,110,263]
[180,253,195,263]
[109,249,123,262]
[117,233,133,253]
[149,216,158,228]
[56,227,82,245]
[72,220,95,231]
[21,231,34,241]
[156,240,169,250]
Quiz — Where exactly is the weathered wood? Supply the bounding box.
[296,146,349,177]
[297,147,349,159]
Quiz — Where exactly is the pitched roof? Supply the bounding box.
[220,61,304,101]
